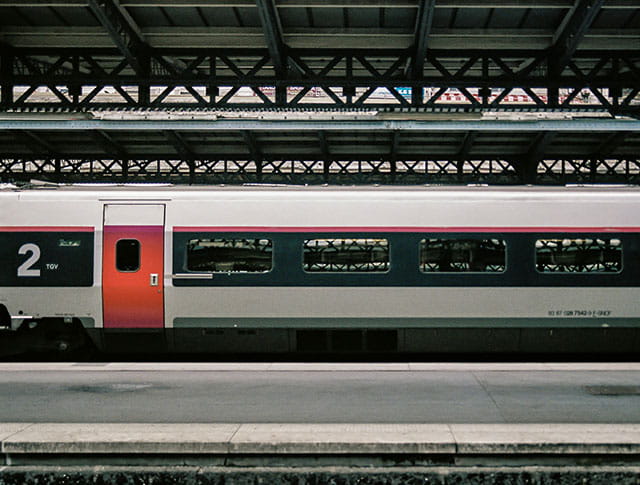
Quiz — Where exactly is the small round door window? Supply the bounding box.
[116,239,140,272]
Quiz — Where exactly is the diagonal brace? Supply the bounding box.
[88,0,149,76]
[549,0,604,77]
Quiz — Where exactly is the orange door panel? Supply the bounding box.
[102,205,165,329]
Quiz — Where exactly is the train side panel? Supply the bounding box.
[0,193,102,341]
[1,186,640,354]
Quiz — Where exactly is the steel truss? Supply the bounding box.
[0,48,638,116]
[3,156,639,186]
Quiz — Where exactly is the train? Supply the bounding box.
[1,184,639,355]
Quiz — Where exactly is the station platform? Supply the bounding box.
[0,363,639,483]
[1,423,640,484]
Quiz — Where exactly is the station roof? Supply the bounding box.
[1,115,639,185]
[0,1,637,113]
[1,0,636,52]
[1,115,638,159]
[0,1,637,185]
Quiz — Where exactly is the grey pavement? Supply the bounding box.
[3,423,640,456]
[0,363,638,423]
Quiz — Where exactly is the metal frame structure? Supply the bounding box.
[0,0,637,115]
[2,118,639,185]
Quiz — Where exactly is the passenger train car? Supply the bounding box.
[1,184,639,354]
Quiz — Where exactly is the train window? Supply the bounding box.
[116,239,140,272]
[186,238,273,273]
[535,238,622,273]
[420,238,506,273]
[303,238,390,273]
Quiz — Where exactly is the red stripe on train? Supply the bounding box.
[0,226,94,232]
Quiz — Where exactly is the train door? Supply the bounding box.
[102,204,165,329]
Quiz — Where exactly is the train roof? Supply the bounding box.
[3,183,640,191]
[3,183,640,199]
[3,184,639,229]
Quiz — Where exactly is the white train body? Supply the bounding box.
[1,185,639,353]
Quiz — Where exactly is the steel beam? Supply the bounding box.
[3,155,638,186]
[519,130,556,183]
[87,0,149,76]
[165,130,196,183]
[1,118,638,132]
[549,0,605,77]
[2,48,636,114]
[255,0,287,78]
[18,130,58,154]
[0,1,592,7]
[412,0,436,80]
[165,130,194,158]
[593,131,628,157]
[0,46,13,108]
[93,129,127,157]
[242,130,263,179]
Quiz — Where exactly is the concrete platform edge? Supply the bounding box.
[2,423,640,456]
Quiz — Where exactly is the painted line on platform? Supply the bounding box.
[1,423,640,455]
[0,363,640,372]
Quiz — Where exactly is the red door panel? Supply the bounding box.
[103,225,164,328]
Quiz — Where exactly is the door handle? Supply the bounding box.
[172,273,213,280]
[150,273,159,286]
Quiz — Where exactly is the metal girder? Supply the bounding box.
[0,119,637,185]
[549,0,605,77]
[241,129,264,180]
[165,130,196,183]
[18,130,58,154]
[1,118,637,132]
[456,130,476,161]
[165,130,194,158]
[87,0,149,76]
[453,130,476,181]
[518,130,556,183]
[6,1,624,8]
[4,155,639,186]
[1,41,81,106]
[318,131,330,158]
[593,131,628,157]
[93,129,127,157]
[0,45,13,107]
[526,130,556,161]
[412,0,436,80]
[242,130,262,159]
[2,49,637,114]
[255,0,287,77]
[389,131,400,159]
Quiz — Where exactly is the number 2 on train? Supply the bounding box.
[17,243,41,277]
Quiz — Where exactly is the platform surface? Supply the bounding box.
[0,363,639,423]
[2,423,640,456]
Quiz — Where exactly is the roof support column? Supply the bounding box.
[88,0,151,106]
[166,131,196,184]
[208,56,219,105]
[243,131,263,182]
[520,131,556,184]
[390,131,400,184]
[138,54,151,106]
[411,0,435,106]
[255,0,288,105]
[547,0,604,106]
[0,49,13,109]
[318,131,331,183]
[456,131,476,182]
